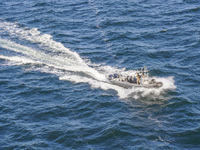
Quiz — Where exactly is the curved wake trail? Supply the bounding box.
[0,21,106,81]
[0,38,107,80]
[0,21,176,99]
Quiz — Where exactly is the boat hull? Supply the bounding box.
[109,79,163,89]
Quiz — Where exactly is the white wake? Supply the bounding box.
[0,21,176,99]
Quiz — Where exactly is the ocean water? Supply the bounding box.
[0,0,200,149]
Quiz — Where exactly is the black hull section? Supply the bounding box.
[109,80,163,89]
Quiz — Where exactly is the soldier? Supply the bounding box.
[136,72,140,84]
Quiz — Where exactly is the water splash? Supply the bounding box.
[0,21,176,99]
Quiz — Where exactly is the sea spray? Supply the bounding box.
[0,21,176,99]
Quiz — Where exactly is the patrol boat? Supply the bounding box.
[108,67,163,89]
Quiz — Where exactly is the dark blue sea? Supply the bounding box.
[0,0,200,149]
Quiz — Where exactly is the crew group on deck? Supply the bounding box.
[108,69,149,85]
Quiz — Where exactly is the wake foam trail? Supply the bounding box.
[0,55,38,65]
[0,20,106,81]
[0,21,176,99]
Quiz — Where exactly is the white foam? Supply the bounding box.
[1,21,108,81]
[59,74,131,99]
[155,76,176,89]
[0,21,83,63]
[0,21,176,99]
[0,55,37,65]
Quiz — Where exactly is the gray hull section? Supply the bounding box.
[109,80,163,89]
